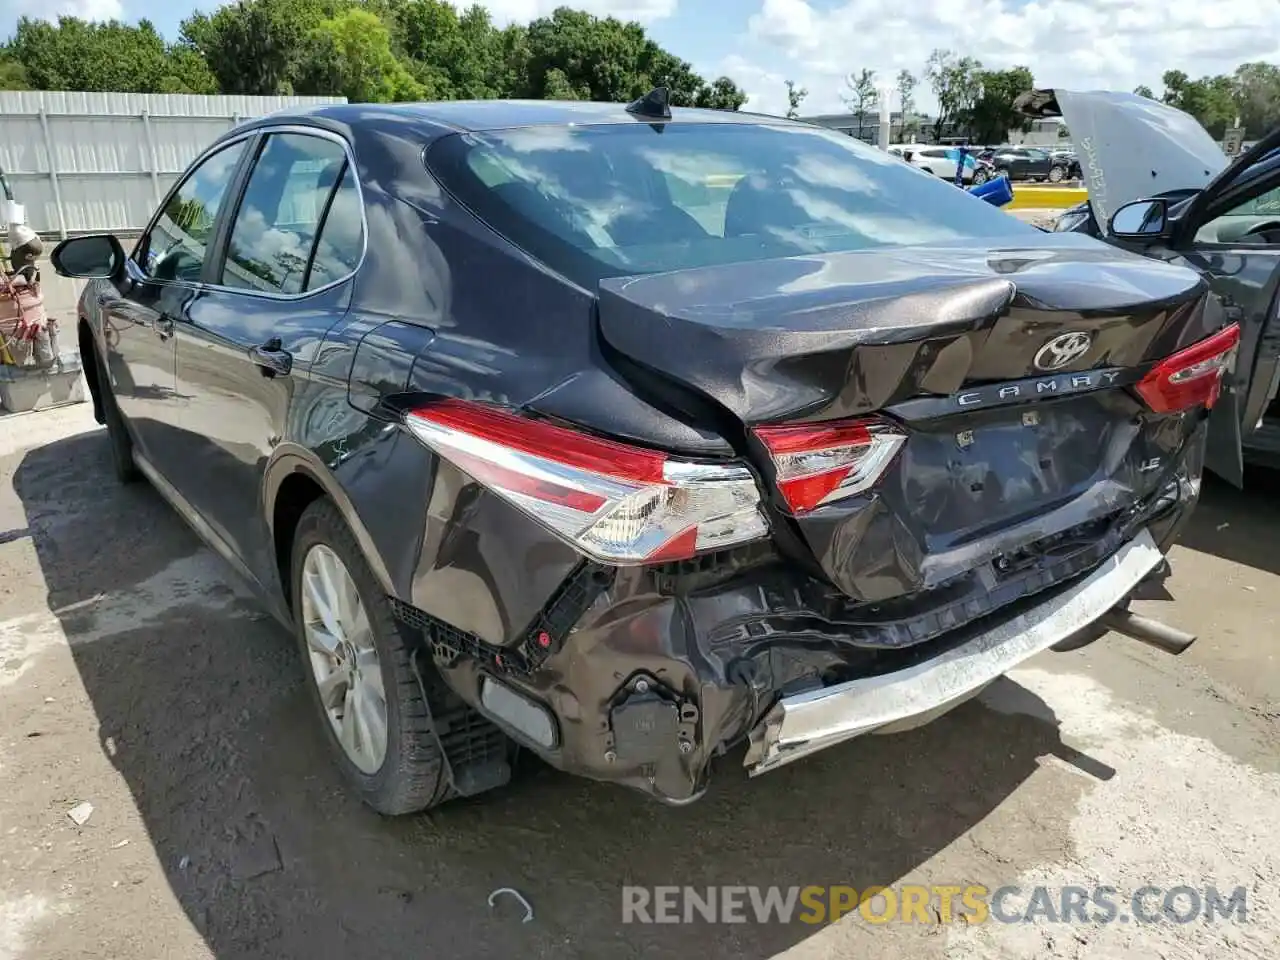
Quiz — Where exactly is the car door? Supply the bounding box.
[995,150,1022,178]
[919,148,954,179]
[171,127,365,587]
[1025,149,1051,178]
[1172,173,1280,481]
[98,139,251,473]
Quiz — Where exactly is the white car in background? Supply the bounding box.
[886,144,990,184]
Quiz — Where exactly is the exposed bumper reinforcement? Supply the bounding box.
[744,527,1162,776]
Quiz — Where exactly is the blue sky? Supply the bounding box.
[6,0,1279,116]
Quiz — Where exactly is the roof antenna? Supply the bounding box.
[626,86,672,120]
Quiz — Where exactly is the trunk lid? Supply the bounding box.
[595,237,1213,605]
[1013,88,1229,231]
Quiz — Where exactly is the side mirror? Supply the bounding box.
[50,234,125,280]
[1108,198,1170,240]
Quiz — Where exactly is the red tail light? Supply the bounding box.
[1135,324,1240,414]
[404,399,768,564]
[753,417,907,515]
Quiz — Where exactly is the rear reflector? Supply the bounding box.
[404,399,768,564]
[1135,323,1240,414]
[753,417,907,515]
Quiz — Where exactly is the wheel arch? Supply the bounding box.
[264,443,396,611]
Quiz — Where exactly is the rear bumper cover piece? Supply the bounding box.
[743,527,1163,775]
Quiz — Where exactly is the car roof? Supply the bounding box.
[252,99,791,135]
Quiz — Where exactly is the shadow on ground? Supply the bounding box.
[16,430,1118,960]
[1177,466,1280,577]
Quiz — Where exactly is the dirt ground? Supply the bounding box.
[1,403,1277,960]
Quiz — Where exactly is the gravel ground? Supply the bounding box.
[1,404,1277,960]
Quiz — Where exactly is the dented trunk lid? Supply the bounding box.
[596,236,1213,604]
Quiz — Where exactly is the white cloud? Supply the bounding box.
[732,0,1280,118]
[6,0,123,22]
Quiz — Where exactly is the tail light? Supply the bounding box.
[1135,323,1240,414]
[753,417,907,515]
[403,399,768,565]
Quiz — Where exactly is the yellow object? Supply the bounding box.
[1005,186,1088,210]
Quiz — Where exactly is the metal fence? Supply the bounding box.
[0,91,347,240]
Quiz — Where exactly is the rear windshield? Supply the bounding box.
[424,121,1036,287]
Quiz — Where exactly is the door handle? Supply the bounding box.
[156,314,175,339]
[249,338,293,377]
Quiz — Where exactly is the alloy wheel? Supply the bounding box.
[301,543,388,775]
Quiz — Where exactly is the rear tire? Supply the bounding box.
[996,167,1010,180]
[290,498,451,815]
[90,341,140,484]
[1048,165,1066,183]
[972,167,990,185]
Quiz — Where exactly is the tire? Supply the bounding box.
[996,167,1010,181]
[290,498,450,816]
[1048,165,1066,183]
[972,167,990,185]
[90,341,141,484]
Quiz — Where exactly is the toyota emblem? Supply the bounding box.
[1034,332,1093,371]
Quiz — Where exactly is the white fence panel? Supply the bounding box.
[0,91,347,238]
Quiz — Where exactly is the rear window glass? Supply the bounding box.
[424,122,1035,287]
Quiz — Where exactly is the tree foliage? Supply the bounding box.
[296,8,423,102]
[7,16,215,93]
[895,69,916,117]
[1159,69,1237,138]
[925,49,982,141]
[0,1,746,110]
[841,68,877,136]
[968,65,1034,143]
[784,79,806,119]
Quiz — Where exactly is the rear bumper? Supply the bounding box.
[403,448,1201,805]
[743,527,1163,775]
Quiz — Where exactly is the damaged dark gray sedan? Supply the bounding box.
[51,91,1231,811]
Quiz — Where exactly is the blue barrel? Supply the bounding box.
[968,175,1014,207]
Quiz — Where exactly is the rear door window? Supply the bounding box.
[220,133,357,295]
[305,164,364,290]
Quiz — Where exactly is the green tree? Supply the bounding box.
[9,16,202,92]
[515,8,743,108]
[180,0,338,95]
[543,67,584,100]
[926,48,982,141]
[0,56,28,90]
[968,65,1034,143]
[1,1,747,109]
[695,76,746,110]
[1160,69,1236,137]
[784,79,806,119]
[895,68,917,138]
[383,0,504,99]
[296,8,423,102]
[1134,84,1155,99]
[1231,62,1280,138]
[841,68,877,139]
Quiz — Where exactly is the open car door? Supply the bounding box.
[1169,129,1280,485]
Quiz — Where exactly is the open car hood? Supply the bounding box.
[1015,88,1228,230]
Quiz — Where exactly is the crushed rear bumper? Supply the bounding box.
[743,527,1163,775]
